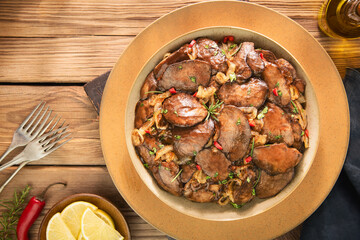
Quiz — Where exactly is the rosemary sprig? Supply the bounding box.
[202,100,223,121]
[0,185,31,240]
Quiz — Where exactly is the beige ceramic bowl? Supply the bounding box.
[125,27,320,221]
[38,193,131,240]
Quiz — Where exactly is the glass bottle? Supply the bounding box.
[318,0,360,39]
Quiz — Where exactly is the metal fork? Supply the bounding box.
[0,126,72,193]
[0,102,53,163]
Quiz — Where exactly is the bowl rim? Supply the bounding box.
[38,193,131,240]
[124,25,320,221]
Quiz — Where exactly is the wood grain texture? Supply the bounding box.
[0,166,168,240]
[0,0,359,83]
[0,85,104,165]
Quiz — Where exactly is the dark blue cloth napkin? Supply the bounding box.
[301,68,360,240]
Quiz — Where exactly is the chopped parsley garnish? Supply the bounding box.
[252,171,262,196]
[174,110,178,116]
[252,188,256,196]
[165,167,170,171]
[143,163,149,169]
[274,135,282,139]
[158,144,164,149]
[221,49,226,56]
[291,100,299,113]
[205,45,209,49]
[174,135,181,140]
[230,202,244,209]
[161,109,168,114]
[214,172,219,177]
[202,100,223,121]
[171,169,183,183]
[206,176,211,180]
[301,131,305,136]
[257,106,268,119]
[193,151,197,156]
[275,82,280,87]
[229,72,236,82]
[278,90,283,96]
[213,51,218,56]
[250,104,254,107]
[147,118,152,121]
[189,76,196,83]
[246,177,251,183]
[140,103,144,107]
[229,43,237,50]
[229,172,234,179]
[221,180,228,184]
[250,137,255,157]
[236,118,242,125]
[158,163,161,169]
[178,65,183,70]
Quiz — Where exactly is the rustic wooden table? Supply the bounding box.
[0,0,359,239]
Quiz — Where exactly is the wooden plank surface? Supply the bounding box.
[0,0,359,83]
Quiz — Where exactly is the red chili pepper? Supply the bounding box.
[169,88,176,94]
[214,141,223,150]
[223,36,228,43]
[193,92,197,97]
[272,88,279,96]
[145,130,151,134]
[189,40,196,48]
[260,53,265,60]
[248,119,255,127]
[245,156,252,163]
[17,182,66,240]
[305,129,309,137]
[228,36,234,42]
[196,165,201,170]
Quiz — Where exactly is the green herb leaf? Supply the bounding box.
[174,135,181,140]
[189,76,196,83]
[229,43,237,50]
[278,90,283,96]
[206,176,211,180]
[236,118,242,126]
[178,65,183,70]
[205,45,209,49]
[221,180,228,184]
[250,104,254,107]
[274,135,282,139]
[301,131,305,136]
[221,49,226,56]
[230,202,244,209]
[214,172,219,177]
[250,137,255,157]
[193,151,197,156]
[246,177,251,183]
[291,100,299,114]
[143,163,149,169]
[159,144,164,149]
[275,82,280,87]
[257,106,269,120]
[140,103,144,107]
[171,169,183,183]
[213,51,218,56]
[161,109,168,114]
[202,100,223,121]
[174,110,178,117]
[229,72,236,82]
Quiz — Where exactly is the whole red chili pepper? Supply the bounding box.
[16,182,66,240]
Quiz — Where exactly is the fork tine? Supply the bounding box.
[23,102,46,131]
[38,126,68,142]
[42,130,69,146]
[49,116,61,132]
[19,102,44,128]
[44,133,72,152]
[46,137,73,155]
[31,110,52,138]
[28,106,50,136]
[37,114,57,137]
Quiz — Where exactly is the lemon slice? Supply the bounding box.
[81,208,124,240]
[77,232,86,240]
[46,213,76,240]
[94,209,115,228]
[61,201,98,238]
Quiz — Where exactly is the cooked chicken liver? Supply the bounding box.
[247,51,265,75]
[180,163,197,183]
[276,58,296,85]
[134,99,153,128]
[184,179,216,203]
[255,49,277,64]
[173,119,214,160]
[163,93,208,127]
[233,42,253,80]
[217,105,251,161]
[293,78,306,93]
[232,168,256,204]
[262,61,291,106]
[158,60,211,92]
[154,44,189,79]
[253,143,302,175]
[261,103,294,146]
[152,161,182,196]
[218,78,268,108]
[195,38,228,72]
[140,71,157,100]
[255,168,294,198]
[195,148,231,180]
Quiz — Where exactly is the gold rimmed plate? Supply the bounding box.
[100,1,349,239]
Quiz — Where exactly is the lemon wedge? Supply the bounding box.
[94,209,115,228]
[81,208,124,240]
[46,213,76,240]
[60,201,98,238]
